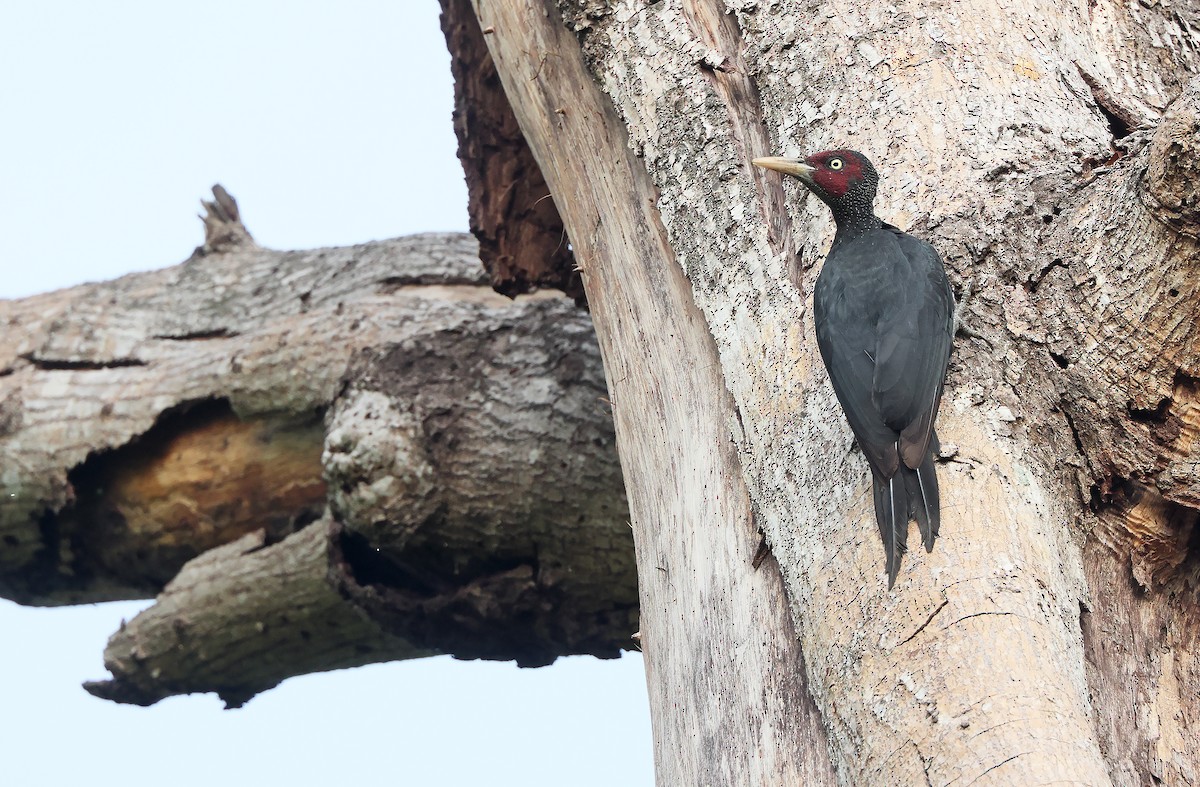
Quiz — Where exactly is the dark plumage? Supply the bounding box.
[753,150,954,587]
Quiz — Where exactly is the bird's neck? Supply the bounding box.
[831,210,882,244]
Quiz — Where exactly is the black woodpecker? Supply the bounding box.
[753,149,954,588]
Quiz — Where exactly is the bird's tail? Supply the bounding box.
[902,449,941,553]
[871,471,908,589]
[872,439,941,588]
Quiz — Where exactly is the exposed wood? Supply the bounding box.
[472,2,836,783]
[1081,531,1200,786]
[67,400,326,593]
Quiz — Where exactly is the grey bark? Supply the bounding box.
[0,194,635,705]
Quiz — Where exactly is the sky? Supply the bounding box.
[0,3,653,785]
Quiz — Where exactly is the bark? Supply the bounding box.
[0,194,635,704]
[83,523,429,708]
[440,0,582,301]
[463,0,1200,784]
[463,3,835,783]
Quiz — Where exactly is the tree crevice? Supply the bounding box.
[19,354,148,371]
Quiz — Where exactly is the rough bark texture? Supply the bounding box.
[84,523,430,708]
[440,0,582,301]
[0,196,636,704]
[469,3,836,784]
[465,0,1200,784]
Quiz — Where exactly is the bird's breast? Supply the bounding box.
[817,233,913,318]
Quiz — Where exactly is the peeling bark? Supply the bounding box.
[439,0,581,301]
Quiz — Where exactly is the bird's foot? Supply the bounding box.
[953,278,985,341]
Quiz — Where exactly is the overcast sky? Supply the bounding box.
[0,3,653,784]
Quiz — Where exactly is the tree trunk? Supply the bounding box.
[462,0,1200,784]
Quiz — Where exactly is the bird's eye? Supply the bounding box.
[828,158,844,171]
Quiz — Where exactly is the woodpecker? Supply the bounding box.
[753,150,954,587]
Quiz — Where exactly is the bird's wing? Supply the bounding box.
[872,228,955,469]
[815,274,902,478]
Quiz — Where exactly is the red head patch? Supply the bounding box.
[804,150,866,198]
